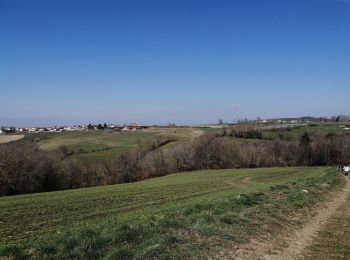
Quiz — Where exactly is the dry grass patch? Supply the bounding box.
[0,135,24,144]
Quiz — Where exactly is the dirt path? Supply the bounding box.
[0,135,24,144]
[232,176,350,260]
[301,182,350,259]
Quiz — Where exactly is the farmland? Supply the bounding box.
[1,123,349,258]
[0,167,342,259]
[10,123,350,160]
[12,128,202,162]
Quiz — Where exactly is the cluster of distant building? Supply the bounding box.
[238,115,350,125]
[88,123,149,132]
[202,115,350,129]
[0,123,149,134]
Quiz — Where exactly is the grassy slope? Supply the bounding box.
[0,167,341,259]
[12,128,201,162]
[13,131,163,162]
[262,124,350,140]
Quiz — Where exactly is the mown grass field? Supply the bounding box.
[0,167,341,259]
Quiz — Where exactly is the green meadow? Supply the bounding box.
[12,128,205,162]
[13,129,185,162]
[0,167,341,259]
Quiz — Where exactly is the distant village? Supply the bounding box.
[1,115,350,134]
[0,123,149,134]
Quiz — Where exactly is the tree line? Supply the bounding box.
[1,129,350,196]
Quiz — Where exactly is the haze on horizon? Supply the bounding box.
[0,0,349,127]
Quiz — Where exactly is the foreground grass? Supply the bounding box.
[0,167,341,259]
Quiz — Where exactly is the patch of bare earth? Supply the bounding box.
[222,177,350,260]
[145,127,204,139]
[0,135,24,144]
[190,129,204,138]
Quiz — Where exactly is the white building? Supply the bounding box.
[28,128,36,133]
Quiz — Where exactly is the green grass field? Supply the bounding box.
[12,128,203,162]
[14,131,160,161]
[0,167,341,259]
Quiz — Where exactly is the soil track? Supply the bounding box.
[0,135,24,144]
[231,176,350,260]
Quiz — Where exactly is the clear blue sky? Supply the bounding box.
[0,0,349,126]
